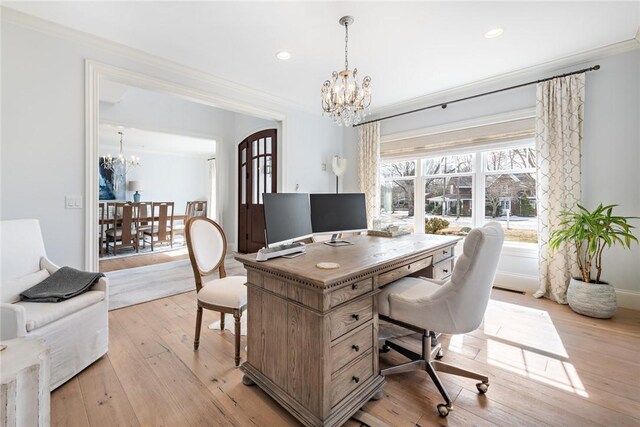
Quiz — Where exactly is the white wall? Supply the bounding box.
[343,48,640,305]
[1,14,343,267]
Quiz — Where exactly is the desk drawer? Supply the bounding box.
[328,278,373,309]
[378,256,433,286]
[330,350,374,408]
[330,323,373,374]
[434,245,455,263]
[433,259,454,280]
[329,297,373,341]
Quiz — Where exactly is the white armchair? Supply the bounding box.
[1,219,109,390]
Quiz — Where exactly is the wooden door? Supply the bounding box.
[238,129,277,253]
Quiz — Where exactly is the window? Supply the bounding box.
[483,146,537,243]
[379,141,538,244]
[424,154,474,234]
[379,160,416,229]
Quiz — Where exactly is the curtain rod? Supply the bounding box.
[354,64,600,127]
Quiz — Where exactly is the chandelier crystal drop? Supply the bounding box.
[321,16,372,127]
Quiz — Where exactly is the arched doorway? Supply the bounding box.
[237,129,277,253]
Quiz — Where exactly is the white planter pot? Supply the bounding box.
[567,277,617,319]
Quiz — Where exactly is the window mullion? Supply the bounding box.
[415,160,424,234]
[474,151,484,228]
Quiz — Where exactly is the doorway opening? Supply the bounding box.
[87,65,283,309]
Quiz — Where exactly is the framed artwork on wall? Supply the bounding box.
[99,157,125,200]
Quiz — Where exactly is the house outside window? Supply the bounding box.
[379,141,538,244]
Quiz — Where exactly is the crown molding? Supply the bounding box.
[0,6,315,115]
[370,37,640,118]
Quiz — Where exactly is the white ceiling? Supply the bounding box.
[5,1,640,111]
[100,124,215,156]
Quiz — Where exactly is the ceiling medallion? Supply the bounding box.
[321,16,372,126]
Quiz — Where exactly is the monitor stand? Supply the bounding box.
[323,234,354,247]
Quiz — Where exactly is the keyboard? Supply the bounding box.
[256,242,306,261]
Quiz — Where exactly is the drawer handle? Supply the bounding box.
[352,344,360,352]
[352,283,359,290]
[443,250,448,254]
[352,314,360,321]
[443,269,449,273]
[352,376,360,383]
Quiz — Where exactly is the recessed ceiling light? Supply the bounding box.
[276,51,292,60]
[485,28,504,39]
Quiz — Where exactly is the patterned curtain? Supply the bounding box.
[358,122,380,228]
[533,74,585,303]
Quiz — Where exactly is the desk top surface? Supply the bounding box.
[235,234,461,288]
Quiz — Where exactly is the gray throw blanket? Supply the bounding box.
[20,267,104,303]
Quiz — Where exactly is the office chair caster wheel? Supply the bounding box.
[437,404,451,417]
[435,349,444,360]
[476,382,489,393]
[381,344,391,353]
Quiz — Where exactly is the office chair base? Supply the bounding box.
[380,332,490,417]
[437,404,451,417]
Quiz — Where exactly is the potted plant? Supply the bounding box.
[550,204,638,318]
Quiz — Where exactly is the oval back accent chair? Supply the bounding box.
[185,217,247,366]
[377,222,504,416]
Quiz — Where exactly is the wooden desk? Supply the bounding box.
[235,233,461,427]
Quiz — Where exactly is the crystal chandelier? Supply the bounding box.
[101,131,140,191]
[321,16,372,126]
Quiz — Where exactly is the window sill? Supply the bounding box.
[501,241,538,258]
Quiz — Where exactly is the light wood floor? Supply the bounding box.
[99,249,190,273]
[52,290,640,427]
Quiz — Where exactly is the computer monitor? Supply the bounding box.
[263,193,313,247]
[310,193,368,246]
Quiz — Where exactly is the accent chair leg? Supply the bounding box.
[220,312,225,330]
[234,313,241,367]
[194,305,203,351]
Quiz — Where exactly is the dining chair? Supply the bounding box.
[186,200,207,217]
[142,202,175,251]
[104,202,139,255]
[173,201,208,242]
[377,222,504,417]
[185,216,247,366]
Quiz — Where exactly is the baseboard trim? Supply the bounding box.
[615,289,640,311]
[494,272,640,311]
[493,271,539,293]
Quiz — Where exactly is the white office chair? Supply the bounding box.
[185,217,247,366]
[377,222,504,416]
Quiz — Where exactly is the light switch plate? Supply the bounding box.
[65,195,82,209]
